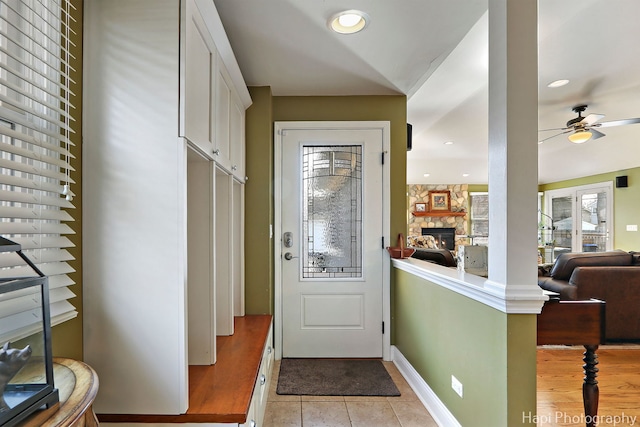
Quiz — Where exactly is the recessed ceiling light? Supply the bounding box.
[462,173,470,177]
[423,173,430,177]
[547,79,570,88]
[444,141,454,145]
[328,10,370,34]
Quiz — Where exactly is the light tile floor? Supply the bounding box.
[263,360,438,427]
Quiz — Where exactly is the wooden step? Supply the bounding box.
[98,314,272,424]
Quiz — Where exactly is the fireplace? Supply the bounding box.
[422,227,456,250]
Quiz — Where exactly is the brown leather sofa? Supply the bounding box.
[538,250,640,341]
[407,235,458,267]
[410,248,457,267]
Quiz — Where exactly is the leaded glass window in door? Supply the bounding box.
[302,145,362,279]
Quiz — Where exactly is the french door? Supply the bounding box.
[544,182,613,260]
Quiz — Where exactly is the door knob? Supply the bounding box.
[284,252,298,260]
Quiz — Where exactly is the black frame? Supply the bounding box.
[0,237,59,426]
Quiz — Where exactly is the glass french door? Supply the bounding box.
[544,183,613,262]
[576,189,610,253]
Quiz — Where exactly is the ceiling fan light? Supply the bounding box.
[568,130,592,144]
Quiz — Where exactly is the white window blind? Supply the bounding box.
[470,192,489,246]
[0,0,77,344]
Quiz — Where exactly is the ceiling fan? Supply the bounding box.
[538,105,640,144]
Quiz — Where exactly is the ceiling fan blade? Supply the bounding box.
[538,127,569,132]
[581,113,605,125]
[538,130,571,143]
[596,117,640,128]
[589,129,606,140]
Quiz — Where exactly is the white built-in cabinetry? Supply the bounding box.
[83,0,251,417]
[246,324,274,427]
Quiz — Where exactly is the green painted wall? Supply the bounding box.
[244,87,274,314]
[468,184,488,193]
[539,166,640,250]
[393,268,537,426]
[244,93,408,314]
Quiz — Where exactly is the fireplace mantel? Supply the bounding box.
[412,211,466,217]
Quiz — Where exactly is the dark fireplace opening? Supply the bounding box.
[422,227,456,251]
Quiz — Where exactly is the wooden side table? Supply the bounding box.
[18,358,99,427]
[537,297,606,427]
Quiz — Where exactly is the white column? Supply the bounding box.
[485,0,546,312]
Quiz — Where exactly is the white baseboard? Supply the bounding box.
[391,345,461,427]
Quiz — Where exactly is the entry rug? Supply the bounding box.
[276,358,401,396]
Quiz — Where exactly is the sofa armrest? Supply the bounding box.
[569,266,640,299]
[538,277,576,300]
[570,266,640,340]
[410,248,457,267]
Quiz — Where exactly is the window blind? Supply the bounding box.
[0,0,77,344]
[470,192,489,246]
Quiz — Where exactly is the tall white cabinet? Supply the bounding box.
[83,0,251,415]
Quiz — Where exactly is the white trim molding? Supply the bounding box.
[392,346,461,427]
[392,258,548,314]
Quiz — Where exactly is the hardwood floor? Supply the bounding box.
[537,346,640,427]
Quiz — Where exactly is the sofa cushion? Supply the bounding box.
[631,251,640,265]
[550,250,632,281]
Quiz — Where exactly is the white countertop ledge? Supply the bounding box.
[392,258,547,314]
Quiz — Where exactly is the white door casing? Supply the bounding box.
[274,122,391,359]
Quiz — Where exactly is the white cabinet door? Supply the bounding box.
[214,56,233,171]
[214,58,246,181]
[182,0,216,156]
[230,94,246,181]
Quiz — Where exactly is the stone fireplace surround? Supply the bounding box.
[408,184,469,252]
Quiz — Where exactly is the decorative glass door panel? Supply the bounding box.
[302,146,362,279]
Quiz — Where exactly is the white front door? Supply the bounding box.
[276,123,388,358]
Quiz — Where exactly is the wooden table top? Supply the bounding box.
[18,358,99,427]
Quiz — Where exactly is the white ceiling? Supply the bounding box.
[213,0,640,185]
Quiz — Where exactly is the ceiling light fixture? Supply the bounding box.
[548,79,570,88]
[444,141,454,145]
[568,130,592,144]
[423,173,430,177]
[328,10,370,34]
[462,173,470,177]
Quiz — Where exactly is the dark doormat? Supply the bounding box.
[276,358,401,396]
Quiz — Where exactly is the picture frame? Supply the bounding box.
[414,202,426,212]
[428,190,451,211]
